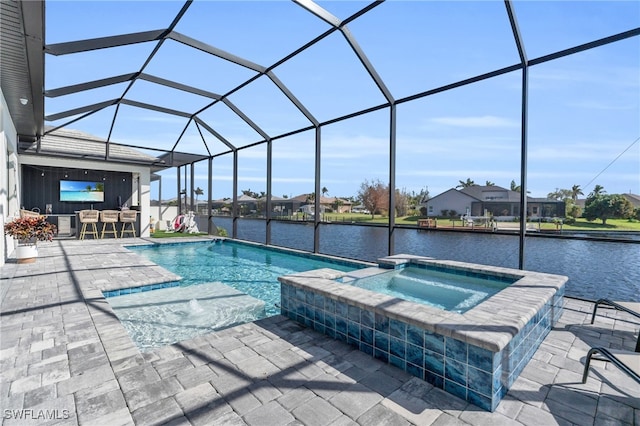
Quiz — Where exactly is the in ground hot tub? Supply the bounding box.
[278,254,567,412]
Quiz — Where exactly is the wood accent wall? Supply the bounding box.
[21,165,132,214]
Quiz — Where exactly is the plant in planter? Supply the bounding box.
[4,216,57,263]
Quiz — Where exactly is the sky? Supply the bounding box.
[44,1,640,201]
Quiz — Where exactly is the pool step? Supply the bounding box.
[107,282,266,350]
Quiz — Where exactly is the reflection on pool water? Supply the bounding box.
[339,266,515,313]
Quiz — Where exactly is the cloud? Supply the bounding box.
[430,116,518,128]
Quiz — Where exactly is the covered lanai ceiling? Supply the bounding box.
[2,0,639,173]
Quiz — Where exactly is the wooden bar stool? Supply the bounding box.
[100,210,119,239]
[120,210,137,238]
[79,210,99,240]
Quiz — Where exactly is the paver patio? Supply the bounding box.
[1,238,638,425]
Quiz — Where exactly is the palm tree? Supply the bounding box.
[456,178,476,189]
[485,181,495,187]
[321,187,329,197]
[194,187,204,213]
[588,184,606,199]
[510,180,521,192]
[570,184,583,201]
[194,187,203,204]
[547,188,562,200]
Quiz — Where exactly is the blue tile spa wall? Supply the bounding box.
[280,283,563,412]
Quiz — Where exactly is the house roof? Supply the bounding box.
[19,126,162,167]
[427,188,477,203]
[622,193,640,207]
[459,185,522,202]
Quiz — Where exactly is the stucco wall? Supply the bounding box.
[1,89,21,265]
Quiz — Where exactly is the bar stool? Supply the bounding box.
[120,210,137,238]
[79,210,99,240]
[100,210,119,239]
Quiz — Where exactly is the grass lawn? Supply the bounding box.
[318,213,640,232]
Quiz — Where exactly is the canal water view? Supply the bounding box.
[211,217,639,302]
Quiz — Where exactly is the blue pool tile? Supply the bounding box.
[336,317,347,335]
[360,343,373,356]
[444,380,467,401]
[424,349,444,376]
[445,337,468,362]
[444,358,467,386]
[326,327,336,339]
[305,291,314,305]
[348,305,360,322]
[313,293,325,309]
[314,322,325,334]
[424,331,444,355]
[407,324,424,348]
[336,301,349,318]
[304,304,313,320]
[326,298,336,313]
[121,288,131,295]
[374,313,389,333]
[468,345,499,373]
[467,366,492,395]
[389,337,406,359]
[336,331,347,343]
[390,355,405,371]
[314,310,325,324]
[374,331,389,352]
[406,363,423,380]
[295,288,305,301]
[348,320,360,341]
[361,310,374,329]
[467,389,492,412]
[374,349,389,363]
[324,313,336,330]
[347,334,359,348]
[389,319,406,339]
[492,364,502,391]
[406,343,423,367]
[361,326,373,345]
[424,371,444,389]
[281,284,290,297]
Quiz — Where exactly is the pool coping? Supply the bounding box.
[277,254,568,352]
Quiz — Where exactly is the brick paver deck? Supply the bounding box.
[1,239,638,425]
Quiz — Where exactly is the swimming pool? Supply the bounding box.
[105,240,366,350]
[339,266,515,313]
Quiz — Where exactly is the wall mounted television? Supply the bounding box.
[59,180,105,202]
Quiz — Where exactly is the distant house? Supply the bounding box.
[290,194,352,214]
[424,185,565,219]
[622,193,640,209]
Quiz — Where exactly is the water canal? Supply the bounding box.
[211,217,639,302]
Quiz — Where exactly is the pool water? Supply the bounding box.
[341,266,514,313]
[107,240,361,350]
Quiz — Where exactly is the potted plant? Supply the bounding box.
[4,216,57,263]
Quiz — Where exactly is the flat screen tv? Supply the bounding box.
[59,180,105,202]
